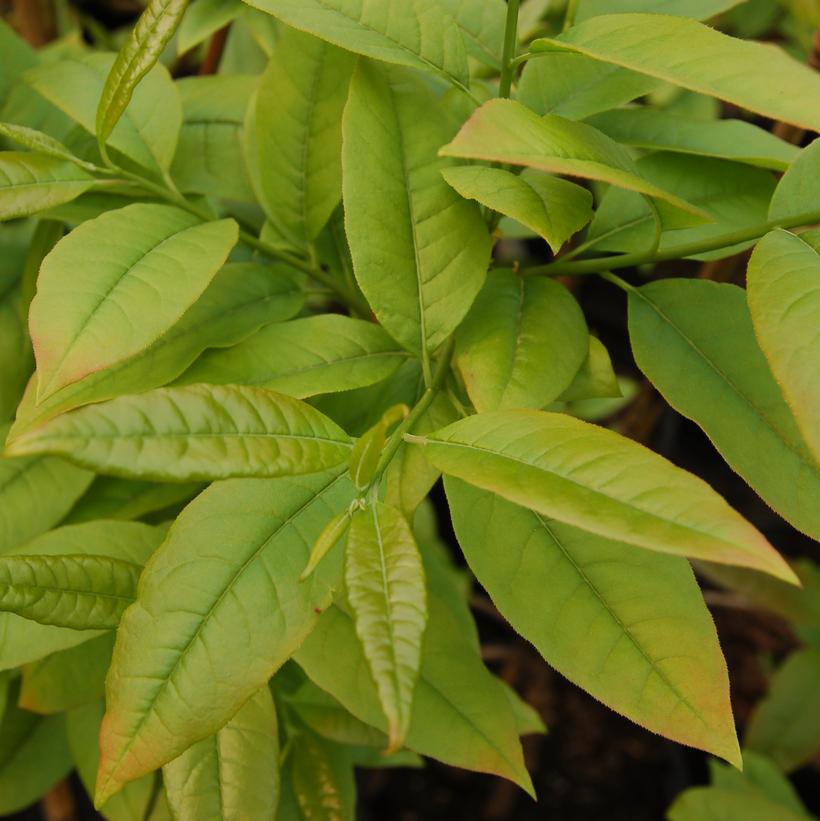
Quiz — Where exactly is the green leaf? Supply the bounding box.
[0,122,96,170]
[667,787,810,821]
[0,554,140,629]
[518,50,660,121]
[627,279,820,541]
[416,410,796,582]
[97,0,189,149]
[440,99,704,215]
[455,271,589,411]
[559,336,621,402]
[254,28,354,251]
[532,14,820,132]
[295,599,533,793]
[95,471,356,804]
[13,262,303,436]
[438,0,506,68]
[445,478,741,765]
[26,53,181,174]
[29,204,238,401]
[346,502,427,752]
[171,75,257,202]
[68,701,172,821]
[7,385,353,482]
[20,634,114,715]
[178,0,243,54]
[163,687,280,821]
[746,648,820,773]
[0,683,72,815]
[769,138,820,221]
[0,151,94,220]
[0,521,165,671]
[289,730,356,821]
[241,0,470,91]
[710,751,807,813]
[178,315,407,398]
[0,286,33,423]
[343,63,492,358]
[442,166,593,253]
[577,0,744,21]
[586,108,799,171]
[586,154,775,261]
[747,230,820,463]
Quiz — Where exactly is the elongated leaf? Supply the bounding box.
[178,0,243,54]
[20,634,114,715]
[295,597,533,793]
[7,385,353,482]
[456,271,589,411]
[0,151,93,220]
[446,478,740,765]
[577,0,743,20]
[98,0,189,147]
[95,471,356,804]
[0,554,140,630]
[0,123,95,169]
[532,14,820,131]
[343,63,492,356]
[416,410,795,582]
[13,262,303,436]
[241,0,470,90]
[289,730,356,820]
[0,286,32,424]
[27,53,181,174]
[172,75,257,202]
[29,204,238,400]
[441,99,703,215]
[587,108,798,171]
[518,50,660,121]
[0,684,72,815]
[0,522,165,672]
[346,502,427,752]
[746,649,820,773]
[179,315,407,398]
[628,279,820,540]
[255,28,354,251]
[438,0,506,68]
[747,231,820,463]
[442,166,593,253]
[587,153,775,260]
[163,687,280,821]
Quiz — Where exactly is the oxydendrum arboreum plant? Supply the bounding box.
[0,0,819,817]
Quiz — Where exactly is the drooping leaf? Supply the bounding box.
[163,687,280,821]
[27,53,181,174]
[415,410,795,582]
[97,0,189,148]
[577,0,744,21]
[0,151,94,220]
[343,63,492,357]
[746,230,820,463]
[241,0,470,91]
[178,315,407,398]
[95,471,356,804]
[455,271,589,411]
[346,502,427,752]
[446,478,740,765]
[20,634,114,715]
[13,262,303,436]
[0,122,96,169]
[178,0,243,54]
[7,385,353,482]
[295,598,533,793]
[29,203,238,401]
[531,14,820,131]
[289,730,356,820]
[440,99,704,215]
[442,166,593,253]
[586,108,798,171]
[0,554,141,629]
[254,28,354,252]
[0,682,73,815]
[586,153,775,260]
[746,649,820,773]
[0,521,165,672]
[627,279,820,540]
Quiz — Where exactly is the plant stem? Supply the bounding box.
[498,0,521,98]
[526,207,820,277]
[563,0,579,31]
[142,771,161,821]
